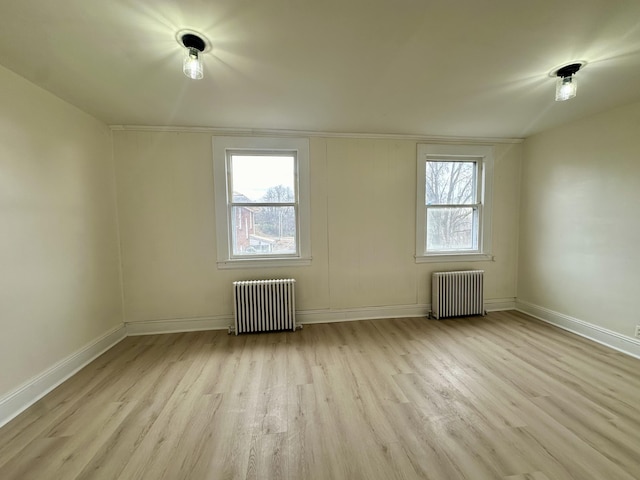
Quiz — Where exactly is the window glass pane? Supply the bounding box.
[231,206,297,256]
[426,161,476,205]
[426,207,477,251]
[231,155,295,203]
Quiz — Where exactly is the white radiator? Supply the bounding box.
[431,270,484,320]
[232,279,296,335]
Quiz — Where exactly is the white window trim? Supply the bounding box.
[415,144,494,263]
[213,136,311,269]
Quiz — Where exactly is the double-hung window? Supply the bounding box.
[213,136,311,268]
[416,144,493,262]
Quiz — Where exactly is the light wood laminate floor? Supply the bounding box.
[1,311,639,479]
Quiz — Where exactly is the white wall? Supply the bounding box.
[0,65,123,398]
[113,131,521,327]
[519,100,640,339]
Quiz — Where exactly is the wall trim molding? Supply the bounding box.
[125,298,516,333]
[109,125,524,144]
[485,297,517,312]
[125,315,232,336]
[0,325,127,429]
[297,304,431,324]
[516,300,640,360]
[298,297,515,324]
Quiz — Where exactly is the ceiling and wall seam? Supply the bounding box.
[109,125,525,144]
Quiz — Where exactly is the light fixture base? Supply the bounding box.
[548,60,587,78]
[175,29,211,53]
[181,33,205,53]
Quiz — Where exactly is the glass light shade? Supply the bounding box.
[183,47,203,80]
[555,75,577,101]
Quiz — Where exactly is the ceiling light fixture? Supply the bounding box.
[180,33,206,80]
[551,62,585,102]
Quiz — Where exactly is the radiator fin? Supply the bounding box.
[233,279,296,334]
[431,270,484,320]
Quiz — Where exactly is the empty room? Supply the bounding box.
[1,1,640,479]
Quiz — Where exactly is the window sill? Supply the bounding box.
[415,253,494,264]
[217,257,312,269]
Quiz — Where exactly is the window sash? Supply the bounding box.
[230,205,299,258]
[425,205,480,253]
[228,150,298,204]
[425,159,479,207]
[226,151,301,259]
[424,159,482,254]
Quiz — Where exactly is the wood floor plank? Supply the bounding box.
[504,472,551,480]
[1,311,639,479]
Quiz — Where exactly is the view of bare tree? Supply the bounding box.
[255,185,296,239]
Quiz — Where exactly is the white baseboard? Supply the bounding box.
[125,308,430,333]
[125,298,517,334]
[125,315,232,335]
[297,297,515,324]
[516,300,640,360]
[0,324,127,429]
[485,297,516,312]
[297,304,430,324]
